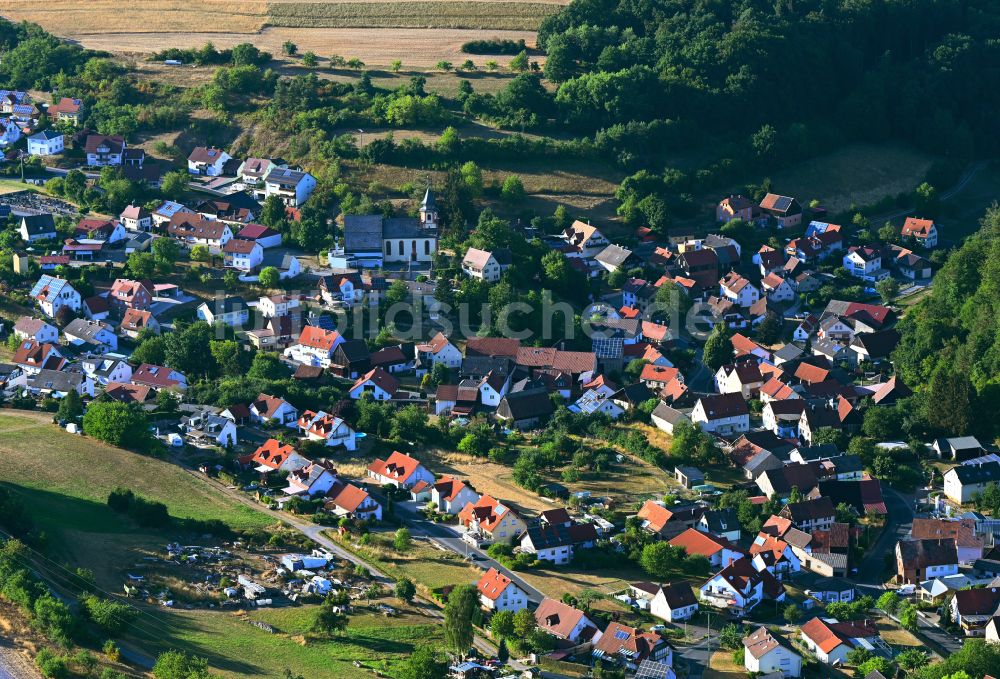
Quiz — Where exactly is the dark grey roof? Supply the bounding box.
[612,382,652,404]
[701,507,738,534]
[773,344,804,362]
[595,244,633,267]
[201,296,247,315]
[21,214,55,234]
[335,339,370,363]
[64,319,112,344]
[498,389,554,421]
[420,188,436,210]
[265,167,310,187]
[382,217,425,239]
[651,402,687,425]
[27,369,82,392]
[951,462,1000,485]
[460,356,512,379]
[261,252,298,269]
[344,215,383,252]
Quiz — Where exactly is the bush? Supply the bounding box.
[35,649,68,679]
[461,38,527,55]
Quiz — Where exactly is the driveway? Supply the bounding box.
[394,501,545,605]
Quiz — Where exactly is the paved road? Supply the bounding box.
[0,641,40,679]
[856,486,914,585]
[393,501,545,605]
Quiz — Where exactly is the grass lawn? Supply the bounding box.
[121,606,444,678]
[330,529,482,593]
[0,179,43,195]
[702,649,745,679]
[0,412,275,590]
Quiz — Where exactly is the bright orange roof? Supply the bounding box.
[668,528,731,557]
[477,567,513,601]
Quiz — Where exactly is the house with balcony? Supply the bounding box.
[30,275,80,318]
[896,538,959,584]
[85,134,125,166]
[187,146,232,176]
[843,245,889,282]
[367,451,434,489]
[462,247,508,282]
[283,326,343,367]
[592,623,672,672]
[297,410,358,450]
[477,568,528,612]
[263,168,316,207]
[250,393,298,427]
[699,558,785,615]
[458,494,526,545]
[799,617,884,665]
[901,217,939,248]
[196,296,249,327]
[223,238,264,272]
[950,587,1000,637]
[691,393,749,436]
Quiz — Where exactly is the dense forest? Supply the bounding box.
[539,0,999,158]
[893,204,1000,441]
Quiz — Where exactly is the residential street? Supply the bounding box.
[393,500,546,605]
[856,486,914,585]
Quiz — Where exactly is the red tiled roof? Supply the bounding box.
[367,451,423,484]
[477,567,514,601]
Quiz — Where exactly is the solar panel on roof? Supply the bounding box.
[774,196,791,211]
[614,629,630,640]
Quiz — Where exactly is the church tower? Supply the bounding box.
[419,188,438,229]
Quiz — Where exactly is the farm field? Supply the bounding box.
[0,0,558,66]
[121,606,445,678]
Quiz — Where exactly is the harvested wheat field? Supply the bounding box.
[0,0,268,34]
[268,1,562,31]
[41,26,540,67]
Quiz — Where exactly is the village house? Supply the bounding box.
[63,318,118,353]
[12,340,65,375]
[197,296,249,327]
[717,195,757,223]
[636,500,704,540]
[762,399,806,438]
[26,369,93,399]
[518,521,599,565]
[258,294,300,319]
[250,393,298,427]
[901,216,939,248]
[13,317,58,344]
[561,220,610,257]
[284,326,344,367]
[187,146,232,176]
[109,278,154,313]
[325,481,383,521]
[743,626,802,678]
[715,362,764,399]
[19,214,57,243]
[240,439,309,476]
[799,617,882,665]
[348,367,399,401]
[534,597,603,645]
[650,582,699,623]
[911,518,984,564]
[283,463,337,498]
[75,218,126,244]
[167,215,233,253]
[263,168,316,207]
[119,308,159,340]
[691,393,749,436]
[719,272,759,308]
[669,529,744,570]
[367,451,435,489]
[238,158,279,189]
[223,238,264,272]
[944,462,1000,504]
[297,410,358,450]
[47,97,83,125]
[415,332,463,373]
[27,129,64,156]
[780,497,836,532]
[896,538,959,584]
[592,622,672,672]
[477,568,528,612]
[236,223,282,249]
[699,558,785,615]
[85,134,125,166]
[698,508,741,542]
[843,245,889,282]
[330,340,371,379]
[431,476,480,515]
[458,495,526,545]
[77,355,131,386]
[951,587,1000,637]
[131,363,187,391]
[758,194,802,229]
[119,205,152,232]
[30,276,80,318]
[151,200,194,228]
[181,408,238,448]
[461,247,507,282]
[496,388,555,430]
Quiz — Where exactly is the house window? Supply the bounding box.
[424,240,430,255]
[385,241,391,255]
[398,240,404,256]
